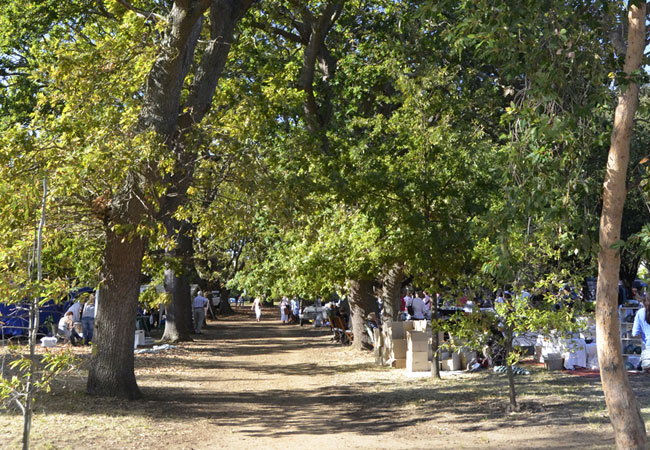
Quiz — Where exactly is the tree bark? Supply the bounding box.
[380,262,404,322]
[217,285,235,315]
[348,278,378,351]
[294,0,345,156]
[162,220,193,342]
[504,328,518,412]
[87,228,146,400]
[162,267,192,341]
[430,300,440,379]
[596,4,647,448]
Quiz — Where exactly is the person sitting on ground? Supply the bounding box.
[411,291,426,320]
[57,311,81,345]
[632,293,650,372]
[192,291,210,334]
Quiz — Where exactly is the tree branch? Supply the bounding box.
[115,0,165,22]
[250,20,303,43]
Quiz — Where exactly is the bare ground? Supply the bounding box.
[3,307,650,449]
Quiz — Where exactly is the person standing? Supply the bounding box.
[291,297,300,323]
[632,294,650,371]
[81,295,96,345]
[252,297,262,322]
[192,291,209,334]
[411,291,426,320]
[280,296,289,323]
[423,291,432,320]
[403,291,414,320]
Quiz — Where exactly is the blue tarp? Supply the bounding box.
[0,287,94,337]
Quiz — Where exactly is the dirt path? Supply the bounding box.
[2,308,637,449]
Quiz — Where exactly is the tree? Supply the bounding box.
[595,3,647,447]
[3,0,257,398]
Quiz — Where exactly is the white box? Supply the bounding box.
[407,330,429,341]
[388,322,405,339]
[408,339,429,352]
[407,331,429,351]
[40,336,57,348]
[392,339,407,359]
[412,320,428,332]
[134,330,145,348]
[392,358,406,369]
[407,350,428,364]
[440,352,461,371]
[407,359,430,372]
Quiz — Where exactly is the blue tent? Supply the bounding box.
[0,287,94,337]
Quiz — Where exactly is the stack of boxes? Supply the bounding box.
[382,321,412,368]
[376,321,475,372]
[439,352,461,371]
[406,331,430,372]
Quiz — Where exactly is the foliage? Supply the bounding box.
[0,346,78,414]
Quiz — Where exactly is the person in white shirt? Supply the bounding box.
[58,311,81,345]
[423,291,432,320]
[280,297,289,323]
[403,292,414,320]
[192,291,209,334]
[252,297,262,322]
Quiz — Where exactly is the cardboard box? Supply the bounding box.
[392,339,407,359]
[407,358,430,372]
[387,322,407,340]
[545,354,563,371]
[408,338,429,353]
[407,330,429,342]
[407,331,430,352]
[392,358,406,369]
[439,352,461,371]
[412,320,428,332]
[407,350,428,364]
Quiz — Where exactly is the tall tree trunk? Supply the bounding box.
[430,300,440,379]
[217,285,235,315]
[87,229,146,400]
[23,178,47,450]
[348,279,377,351]
[380,262,404,322]
[504,328,518,412]
[162,220,193,342]
[596,4,647,448]
[162,267,192,342]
